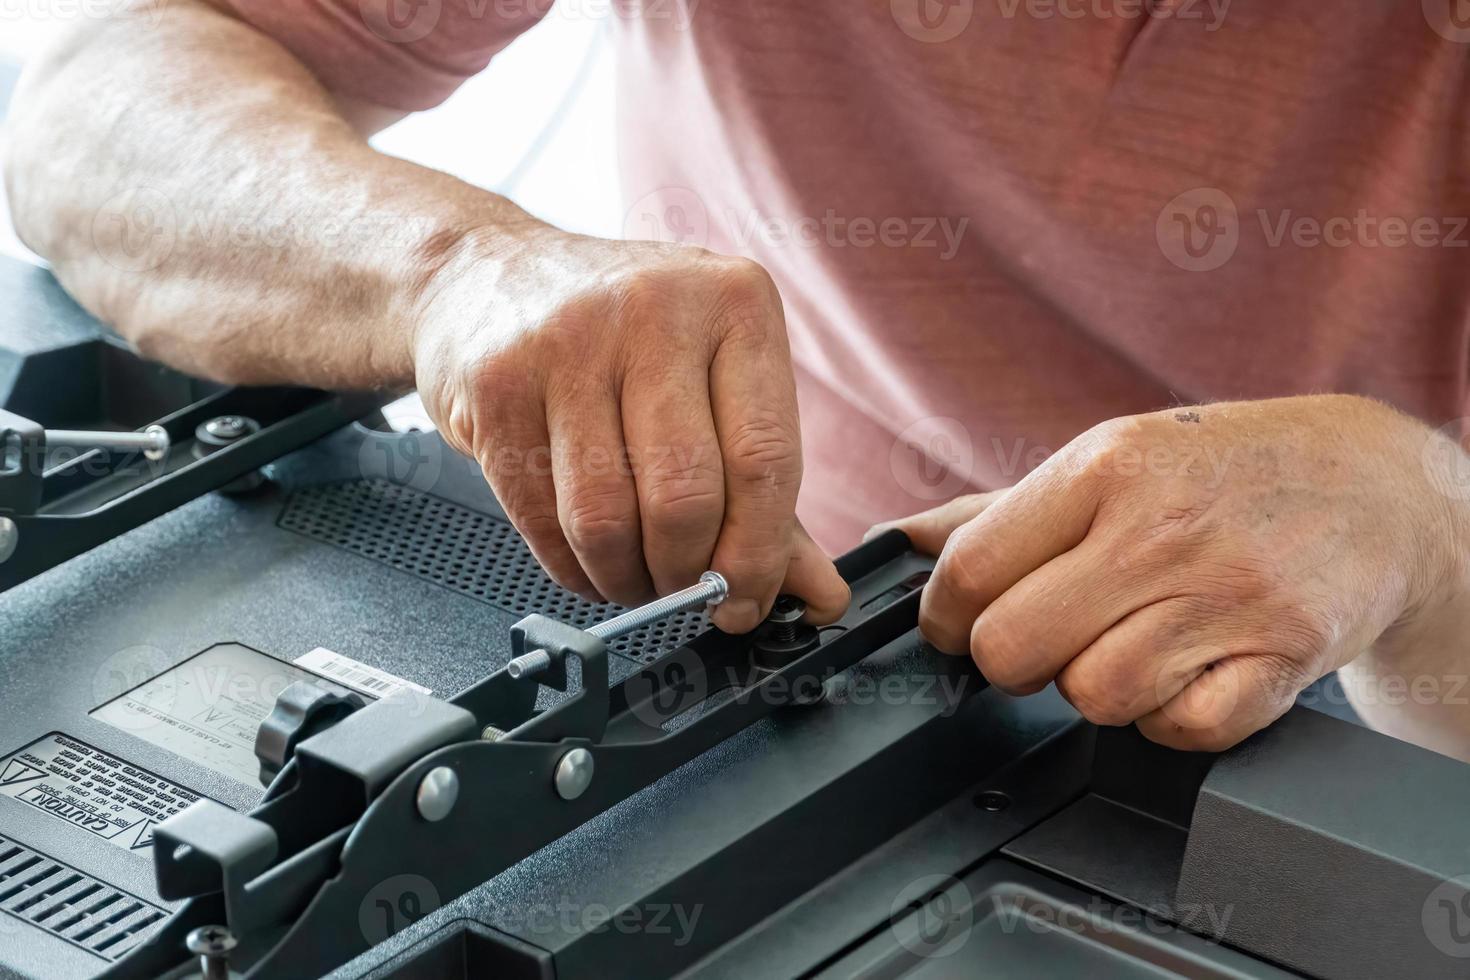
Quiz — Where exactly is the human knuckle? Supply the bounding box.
[1061,673,1134,727]
[969,618,1033,692]
[505,504,561,547]
[708,260,781,334]
[562,483,638,553]
[932,534,996,605]
[642,475,723,539]
[724,414,801,483]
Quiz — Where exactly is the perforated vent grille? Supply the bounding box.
[0,835,166,960]
[278,480,709,663]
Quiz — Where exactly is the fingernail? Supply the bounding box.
[863,522,894,542]
[714,598,761,634]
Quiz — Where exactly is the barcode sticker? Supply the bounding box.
[295,647,432,700]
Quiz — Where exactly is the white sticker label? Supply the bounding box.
[295,648,431,701]
[0,734,206,851]
[91,643,333,786]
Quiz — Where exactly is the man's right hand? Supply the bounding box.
[3,1,847,634]
[412,227,849,633]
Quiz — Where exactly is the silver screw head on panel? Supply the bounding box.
[0,518,16,564]
[554,748,595,801]
[415,766,459,822]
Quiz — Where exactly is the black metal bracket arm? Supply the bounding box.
[104,531,931,980]
[0,387,379,592]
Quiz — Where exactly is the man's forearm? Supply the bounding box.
[3,0,534,391]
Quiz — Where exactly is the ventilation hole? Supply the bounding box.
[278,480,709,662]
[0,836,166,961]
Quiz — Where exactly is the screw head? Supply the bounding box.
[554,748,595,801]
[698,570,730,603]
[0,518,17,564]
[185,925,237,956]
[767,595,806,624]
[974,790,1011,813]
[142,424,171,462]
[415,766,459,822]
[204,416,250,440]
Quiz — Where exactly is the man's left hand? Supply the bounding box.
[887,395,1470,752]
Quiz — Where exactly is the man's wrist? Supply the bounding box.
[400,209,561,386]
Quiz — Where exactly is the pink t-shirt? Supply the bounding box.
[228,0,1470,553]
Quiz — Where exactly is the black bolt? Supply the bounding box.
[767,595,806,643]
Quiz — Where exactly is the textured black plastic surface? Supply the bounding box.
[278,479,707,664]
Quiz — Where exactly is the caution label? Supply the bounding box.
[0,734,204,851]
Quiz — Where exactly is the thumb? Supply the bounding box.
[779,522,852,625]
[867,490,1009,556]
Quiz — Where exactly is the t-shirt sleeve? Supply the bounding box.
[222,0,552,111]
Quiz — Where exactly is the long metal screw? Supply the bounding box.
[45,425,170,461]
[506,571,729,679]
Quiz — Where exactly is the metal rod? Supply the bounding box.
[506,571,729,679]
[45,425,170,461]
